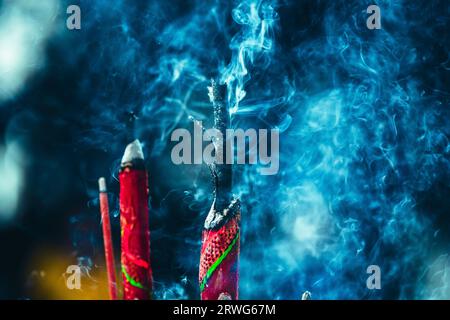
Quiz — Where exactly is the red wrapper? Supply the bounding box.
[119,150,152,299]
[99,178,118,300]
[199,200,240,300]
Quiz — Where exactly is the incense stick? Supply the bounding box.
[98,177,118,300]
[119,140,153,300]
[199,80,241,300]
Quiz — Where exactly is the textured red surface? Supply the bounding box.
[200,212,240,300]
[119,167,152,300]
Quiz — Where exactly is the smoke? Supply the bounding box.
[220,0,278,114]
[234,0,450,299]
[73,0,448,299]
[0,0,58,102]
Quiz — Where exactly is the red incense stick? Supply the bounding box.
[199,80,240,300]
[119,140,152,300]
[98,177,118,300]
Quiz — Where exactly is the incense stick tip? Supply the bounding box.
[301,291,311,300]
[98,177,107,193]
[121,139,144,164]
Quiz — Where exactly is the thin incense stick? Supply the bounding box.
[199,80,240,300]
[119,140,153,300]
[98,177,118,300]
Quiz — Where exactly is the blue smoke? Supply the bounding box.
[61,0,449,299]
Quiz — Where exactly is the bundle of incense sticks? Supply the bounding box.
[119,140,153,300]
[199,80,241,300]
[98,177,118,300]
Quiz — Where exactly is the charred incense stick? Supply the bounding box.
[119,140,153,300]
[98,177,118,300]
[199,80,241,300]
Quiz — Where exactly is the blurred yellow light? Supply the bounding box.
[26,248,117,300]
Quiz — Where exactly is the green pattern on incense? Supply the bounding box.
[200,232,239,292]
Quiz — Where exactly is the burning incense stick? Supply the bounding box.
[98,177,118,300]
[199,80,241,300]
[119,140,152,300]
